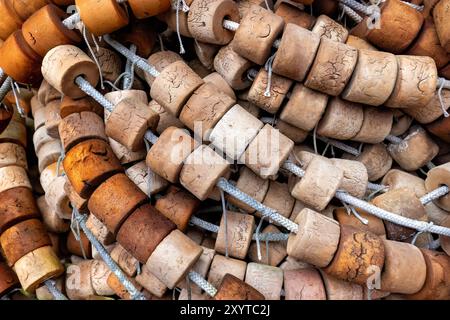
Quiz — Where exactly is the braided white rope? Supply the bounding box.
[188,271,217,297]
[73,209,147,300]
[420,185,449,205]
[401,1,424,11]
[339,0,372,15]
[339,3,363,23]
[0,77,12,102]
[75,77,115,112]
[103,35,160,78]
[123,44,137,90]
[44,279,68,300]
[222,20,239,32]
[316,136,361,156]
[189,216,289,241]
[216,178,299,233]
[385,134,403,144]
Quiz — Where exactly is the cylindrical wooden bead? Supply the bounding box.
[0,187,40,235]
[0,142,27,169]
[372,188,427,241]
[125,160,169,196]
[209,104,264,160]
[0,262,19,296]
[346,35,377,51]
[45,175,72,219]
[311,14,348,42]
[59,111,106,152]
[352,107,393,144]
[128,0,170,18]
[117,203,176,264]
[280,83,328,132]
[407,18,449,69]
[433,0,450,52]
[21,4,81,57]
[290,157,343,211]
[287,208,340,267]
[385,55,437,109]
[248,225,287,266]
[37,139,61,172]
[155,186,200,232]
[158,4,192,37]
[38,79,61,106]
[149,100,184,135]
[63,139,123,198]
[245,263,283,300]
[135,263,167,298]
[180,82,235,141]
[259,181,295,220]
[214,274,264,300]
[319,271,364,300]
[144,51,182,86]
[425,163,450,211]
[66,260,95,300]
[284,268,326,300]
[380,240,426,294]
[178,246,215,293]
[13,246,63,293]
[180,145,231,201]
[75,0,128,36]
[213,45,255,90]
[10,0,48,21]
[304,39,358,96]
[405,249,450,300]
[227,167,269,213]
[215,211,255,259]
[0,0,23,41]
[108,138,146,165]
[354,0,423,53]
[240,124,294,179]
[324,225,385,285]
[187,0,239,45]
[106,272,144,300]
[328,159,368,199]
[146,229,203,289]
[146,126,199,183]
[275,121,308,143]
[342,50,397,106]
[0,165,31,194]
[194,41,219,71]
[105,100,159,152]
[85,213,114,245]
[405,89,450,124]
[391,110,413,136]
[88,173,147,235]
[247,69,293,114]
[40,162,61,193]
[66,228,92,258]
[203,72,236,100]
[334,207,386,237]
[381,169,426,198]
[150,60,204,116]
[208,254,247,289]
[274,1,316,29]
[88,47,122,83]
[43,100,61,139]
[387,126,439,171]
[0,31,42,85]
[344,143,392,181]
[0,119,27,147]
[275,24,321,83]
[42,45,99,99]
[110,244,139,277]
[64,178,88,214]
[1,219,51,266]
[317,97,364,140]
[60,96,103,119]
[90,259,114,296]
[232,5,284,65]
[37,196,70,234]
[33,125,53,155]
